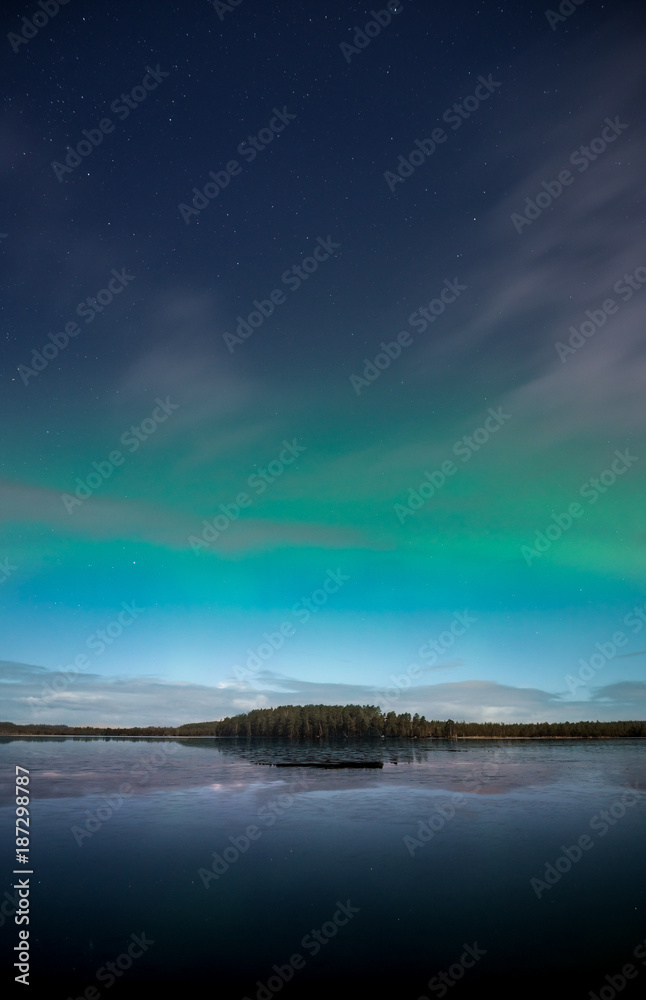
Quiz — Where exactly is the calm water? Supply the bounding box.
[1,738,645,997]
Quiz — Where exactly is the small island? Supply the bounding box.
[1,704,645,738]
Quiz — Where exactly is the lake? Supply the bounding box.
[1,737,645,997]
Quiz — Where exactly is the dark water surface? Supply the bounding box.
[1,738,645,997]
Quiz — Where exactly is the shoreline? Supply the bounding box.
[1,734,644,740]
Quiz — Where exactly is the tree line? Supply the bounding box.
[3,705,644,738]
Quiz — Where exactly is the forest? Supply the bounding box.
[1,704,645,738]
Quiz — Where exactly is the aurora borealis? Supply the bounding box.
[1,0,645,725]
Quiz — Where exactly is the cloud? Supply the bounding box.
[589,681,646,711]
[409,35,646,449]
[0,478,372,554]
[3,661,643,728]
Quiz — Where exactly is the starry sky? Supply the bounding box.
[1,0,645,726]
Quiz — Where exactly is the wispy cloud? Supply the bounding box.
[3,661,644,728]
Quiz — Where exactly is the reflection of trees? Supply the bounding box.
[184,735,435,766]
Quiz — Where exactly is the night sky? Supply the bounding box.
[1,0,645,726]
